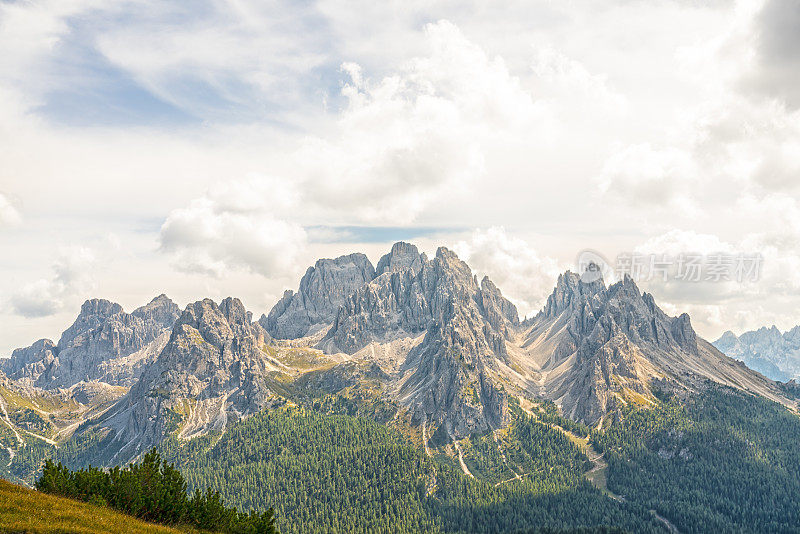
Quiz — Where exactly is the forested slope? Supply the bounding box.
[594,385,800,533]
[159,407,665,534]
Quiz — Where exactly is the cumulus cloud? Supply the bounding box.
[632,219,800,338]
[597,143,699,213]
[597,91,800,217]
[742,0,800,109]
[531,46,626,114]
[9,246,96,318]
[453,227,563,318]
[159,175,308,278]
[295,20,543,224]
[0,193,21,227]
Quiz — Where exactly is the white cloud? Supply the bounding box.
[294,20,543,224]
[632,220,800,339]
[2,0,800,349]
[596,92,800,223]
[159,175,308,278]
[0,193,21,227]
[531,46,626,114]
[453,227,563,318]
[740,0,800,109]
[598,143,700,213]
[158,21,551,274]
[9,246,96,318]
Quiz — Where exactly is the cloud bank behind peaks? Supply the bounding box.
[10,246,96,318]
[454,227,562,319]
[158,176,308,279]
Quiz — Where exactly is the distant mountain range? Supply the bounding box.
[1,295,180,389]
[713,326,800,382]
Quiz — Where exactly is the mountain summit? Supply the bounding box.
[515,271,787,424]
[1,295,180,389]
[713,325,800,381]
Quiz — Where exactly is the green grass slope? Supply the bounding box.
[0,478,194,534]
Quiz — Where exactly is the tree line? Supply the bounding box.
[35,448,276,534]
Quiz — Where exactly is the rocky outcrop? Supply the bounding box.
[477,276,519,336]
[526,272,701,423]
[323,246,518,440]
[324,247,517,354]
[1,339,59,388]
[375,242,426,276]
[89,297,283,462]
[713,326,800,381]
[521,271,787,424]
[261,253,376,339]
[1,295,181,389]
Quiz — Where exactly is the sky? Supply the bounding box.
[1,0,799,355]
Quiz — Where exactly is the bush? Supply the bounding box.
[36,449,276,533]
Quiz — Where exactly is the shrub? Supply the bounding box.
[36,449,276,533]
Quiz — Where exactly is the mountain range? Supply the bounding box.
[713,326,800,382]
[1,241,791,463]
[1,241,798,533]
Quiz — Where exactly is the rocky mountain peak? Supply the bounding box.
[4,295,182,389]
[376,241,426,276]
[164,297,264,372]
[132,294,181,327]
[478,276,519,331]
[319,244,516,439]
[714,323,800,381]
[540,270,605,319]
[97,297,279,458]
[0,339,58,384]
[59,299,125,349]
[608,274,640,299]
[262,252,376,339]
[522,269,713,423]
[81,298,125,316]
[785,326,800,343]
[718,330,737,341]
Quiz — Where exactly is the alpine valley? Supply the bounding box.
[3,242,800,533]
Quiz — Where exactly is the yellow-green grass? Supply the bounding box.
[0,479,196,534]
[0,386,80,414]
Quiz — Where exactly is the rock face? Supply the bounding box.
[91,298,282,462]
[261,253,376,339]
[713,326,800,381]
[323,246,518,439]
[1,295,181,388]
[529,273,697,423]
[375,241,426,276]
[519,272,788,424]
[1,339,59,389]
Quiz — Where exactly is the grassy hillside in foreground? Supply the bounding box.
[0,479,193,534]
